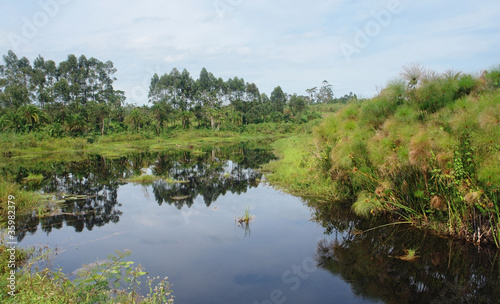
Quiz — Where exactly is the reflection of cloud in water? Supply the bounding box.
[11,145,275,241]
[54,232,125,254]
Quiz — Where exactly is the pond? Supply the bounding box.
[6,143,500,304]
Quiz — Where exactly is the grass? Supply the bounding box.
[22,173,44,183]
[262,135,335,199]
[236,205,254,224]
[264,66,500,247]
[127,174,162,184]
[316,73,500,246]
[0,122,302,158]
[0,178,44,222]
[0,243,174,303]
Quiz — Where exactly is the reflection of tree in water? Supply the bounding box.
[15,155,129,242]
[11,144,274,241]
[313,208,500,303]
[151,146,273,208]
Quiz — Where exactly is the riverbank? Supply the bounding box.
[264,71,500,248]
[0,122,307,157]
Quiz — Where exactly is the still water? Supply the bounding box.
[7,144,500,303]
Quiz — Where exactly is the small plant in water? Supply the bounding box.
[396,248,419,261]
[237,205,254,224]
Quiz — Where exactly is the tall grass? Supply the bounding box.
[304,65,500,247]
[263,135,335,198]
[0,178,42,221]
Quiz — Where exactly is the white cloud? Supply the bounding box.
[0,0,499,104]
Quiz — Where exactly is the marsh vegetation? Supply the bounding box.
[266,64,500,248]
[1,49,499,302]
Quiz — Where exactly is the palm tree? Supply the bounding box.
[126,108,143,131]
[180,111,193,129]
[0,109,22,132]
[18,104,40,131]
[65,113,89,135]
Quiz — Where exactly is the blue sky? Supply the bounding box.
[1,0,499,105]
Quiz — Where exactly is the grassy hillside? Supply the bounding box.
[266,65,500,247]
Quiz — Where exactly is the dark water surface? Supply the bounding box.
[6,144,500,303]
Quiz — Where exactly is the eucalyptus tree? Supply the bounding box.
[306,87,317,104]
[32,55,52,110]
[318,80,334,103]
[245,82,260,102]
[227,76,246,102]
[270,85,287,113]
[0,50,32,108]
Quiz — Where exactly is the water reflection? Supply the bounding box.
[312,203,500,303]
[5,143,500,303]
[7,144,275,242]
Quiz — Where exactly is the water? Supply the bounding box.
[6,144,500,303]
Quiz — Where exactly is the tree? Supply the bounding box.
[0,108,22,132]
[64,113,89,135]
[305,87,317,104]
[245,83,260,102]
[88,100,110,135]
[180,111,194,129]
[126,108,143,131]
[288,94,307,116]
[18,104,41,131]
[270,86,287,113]
[0,50,32,108]
[151,100,173,135]
[318,80,334,103]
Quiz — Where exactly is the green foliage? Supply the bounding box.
[0,246,174,304]
[237,205,253,223]
[352,191,382,217]
[484,65,500,89]
[359,96,398,129]
[263,135,335,198]
[0,178,43,222]
[0,51,325,138]
[127,174,161,184]
[304,65,500,247]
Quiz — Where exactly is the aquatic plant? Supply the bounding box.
[237,205,253,224]
[0,245,175,304]
[396,248,419,261]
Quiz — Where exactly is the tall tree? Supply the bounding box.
[318,80,334,103]
[306,87,317,104]
[270,86,287,113]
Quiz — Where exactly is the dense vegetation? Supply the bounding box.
[1,49,499,302]
[266,63,500,247]
[0,50,347,302]
[0,50,352,140]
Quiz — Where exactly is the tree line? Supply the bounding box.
[0,50,355,137]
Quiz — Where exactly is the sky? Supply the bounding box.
[0,0,499,105]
